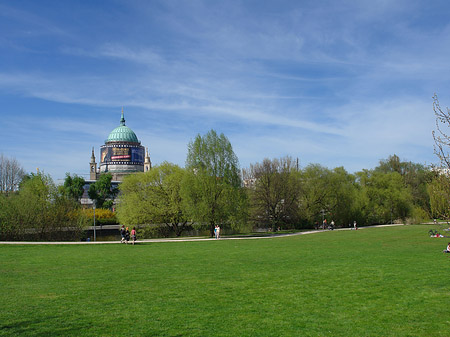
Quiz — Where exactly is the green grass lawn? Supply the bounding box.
[1,225,449,336]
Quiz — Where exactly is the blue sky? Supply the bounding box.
[1,0,450,182]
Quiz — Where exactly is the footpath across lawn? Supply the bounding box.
[1,225,449,336]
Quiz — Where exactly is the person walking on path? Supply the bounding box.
[214,225,220,239]
[125,227,130,244]
[120,225,126,243]
[353,221,357,230]
[131,227,137,245]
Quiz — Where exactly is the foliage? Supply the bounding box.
[321,166,358,226]
[116,162,191,237]
[427,173,450,219]
[87,173,118,209]
[242,155,429,229]
[408,206,429,224]
[246,156,301,229]
[356,170,413,224]
[80,208,117,226]
[375,154,432,215]
[61,173,86,202]
[297,164,331,225]
[431,95,450,220]
[0,172,87,241]
[182,130,248,236]
[1,226,449,336]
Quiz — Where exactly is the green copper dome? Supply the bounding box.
[106,110,140,143]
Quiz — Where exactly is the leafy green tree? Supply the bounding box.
[117,162,190,237]
[88,173,118,209]
[356,170,412,224]
[0,172,87,241]
[375,154,432,216]
[61,173,86,202]
[298,164,332,226]
[182,130,248,236]
[246,156,300,230]
[427,173,450,219]
[325,167,358,227]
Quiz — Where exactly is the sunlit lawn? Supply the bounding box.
[1,225,449,336]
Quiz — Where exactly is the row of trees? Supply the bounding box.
[116,130,248,237]
[0,172,88,240]
[244,154,432,230]
[115,130,439,237]
[1,115,449,240]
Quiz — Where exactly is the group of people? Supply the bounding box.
[120,225,137,244]
[314,219,357,230]
[214,225,220,239]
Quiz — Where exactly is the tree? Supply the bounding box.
[246,156,301,230]
[356,170,412,224]
[0,154,25,194]
[117,162,190,237]
[433,94,450,171]
[0,172,87,241]
[88,173,118,209]
[298,164,332,226]
[324,167,358,227]
[375,154,432,215]
[182,130,247,236]
[430,95,450,220]
[62,173,86,202]
[427,174,450,219]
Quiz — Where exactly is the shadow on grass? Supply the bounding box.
[1,317,89,336]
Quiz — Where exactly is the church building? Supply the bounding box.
[89,108,151,181]
[81,109,151,206]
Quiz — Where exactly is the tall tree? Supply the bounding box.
[88,173,118,209]
[427,174,450,219]
[117,162,190,237]
[298,164,332,225]
[182,130,247,236]
[433,94,450,171]
[325,167,358,227]
[0,154,25,194]
[431,95,450,219]
[356,170,412,224]
[247,156,300,230]
[375,155,432,216]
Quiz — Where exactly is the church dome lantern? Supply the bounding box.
[105,111,140,144]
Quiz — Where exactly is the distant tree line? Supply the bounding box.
[0,120,448,241]
[243,154,433,231]
[116,131,438,238]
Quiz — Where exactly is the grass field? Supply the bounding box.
[1,225,449,336]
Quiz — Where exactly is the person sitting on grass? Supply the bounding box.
[443,242,450,253]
